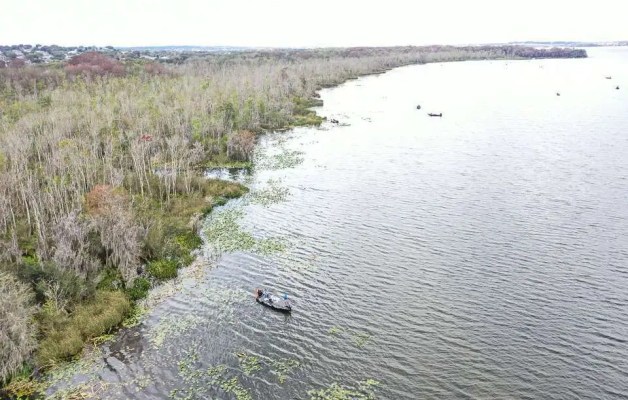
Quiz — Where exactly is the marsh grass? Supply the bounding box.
[36,291,130,366]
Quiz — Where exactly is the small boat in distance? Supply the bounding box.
[606,76,612,79]
[255,288,292,313]
[428,113,442,117]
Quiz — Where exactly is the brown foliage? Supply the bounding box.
[144,62,168,75]
[227,130,256,161]
[65,51,125,77]
[84,185,141,284]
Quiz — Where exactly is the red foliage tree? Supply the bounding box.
[65,52,126,77]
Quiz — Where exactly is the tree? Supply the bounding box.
[0,272,37,382]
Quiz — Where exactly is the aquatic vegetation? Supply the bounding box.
[204,207,289,257]
[248,178,291,207]
[220,377,252,400]
[352,332,373,348]
[236,352,262,375]
[2,375,45,399]
[149,314,204,348]
[328,326,345,336]
[206,365,227,380]
[308,379,380,400]
[272,358,301,384]
[254,147,305,170]
[90,334,115,346]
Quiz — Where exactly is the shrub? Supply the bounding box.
[0,272,37,383]
[14,259,93,306]
[127,277,151,301]
[147,259,178,281]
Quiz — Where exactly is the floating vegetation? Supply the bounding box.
[178,348,205,384]
[308,379,380,400]
[122,305,147,328]
[91,333,115,346]
[149,314,204,349]
[219,377,252,400]
[248,178,291,207]
[206,364,227,380]
[328,326,345,336]
[236,352,262,375]
[255,147,305,170]
[272,358,301,384]
[352,332,373,348]
[204,207,289,257]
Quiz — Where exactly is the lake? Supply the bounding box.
[51,47,628,399]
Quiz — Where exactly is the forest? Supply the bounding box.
[0,44,586,395]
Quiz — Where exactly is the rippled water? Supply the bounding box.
[53,48,628,399]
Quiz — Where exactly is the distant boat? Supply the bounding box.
[427,113,442,117]
[606,76,612,79]
[416,105,421,110]
[616,86,620,90]
[556,92,561,96]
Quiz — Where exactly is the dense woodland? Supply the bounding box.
[0,45,586,393]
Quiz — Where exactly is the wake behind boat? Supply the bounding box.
[255,289,292,312]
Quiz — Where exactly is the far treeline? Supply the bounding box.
[0,45,585,394]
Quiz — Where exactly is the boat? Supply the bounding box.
[427,113,442,117]
[606,76,612,79]
[255,289,292,312]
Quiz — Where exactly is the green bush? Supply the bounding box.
[147,259,178,280]
[14,259,93,306]
[127,277,150,300]
[97,268,124,291]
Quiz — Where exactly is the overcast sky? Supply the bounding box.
[1,0,626,47]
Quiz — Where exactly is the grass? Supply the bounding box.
[36,290,130,367]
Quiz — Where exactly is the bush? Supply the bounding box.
[147,259,178,281]
[0,272,37,383]
[13,259,93,306]
[127,277,151,301]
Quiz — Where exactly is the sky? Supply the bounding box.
[1,0,627,47]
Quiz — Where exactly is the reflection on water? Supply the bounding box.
[49,47,628,399]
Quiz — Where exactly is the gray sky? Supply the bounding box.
[1,0,626,47]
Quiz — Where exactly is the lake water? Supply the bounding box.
[52,47,628,399]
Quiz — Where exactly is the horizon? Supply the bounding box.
[2,0,627,48]
[2,40,626,50]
